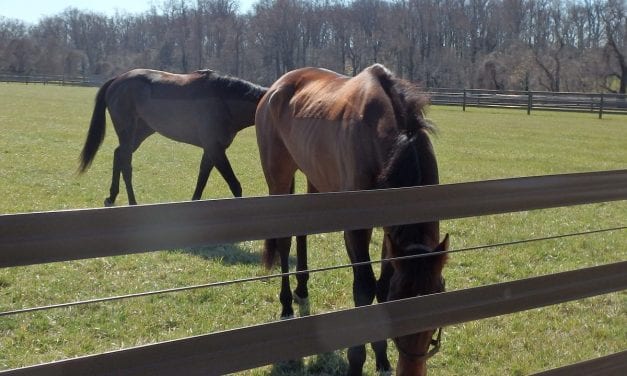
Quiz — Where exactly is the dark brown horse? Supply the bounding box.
[79,69,267,205]
[255,64,449,376]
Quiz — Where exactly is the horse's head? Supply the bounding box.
[384,231,449,376]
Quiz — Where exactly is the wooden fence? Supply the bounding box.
[1,170,626,375]
[428,88,627,118]
[0,73,102,87]
[2,72,626,118]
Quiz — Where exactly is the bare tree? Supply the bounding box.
[603,0,626,93]
[0,0,623,93]
[0,17,28,72]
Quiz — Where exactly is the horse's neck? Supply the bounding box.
[230,99,259,132]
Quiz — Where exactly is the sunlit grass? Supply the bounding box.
[0,83,625,374]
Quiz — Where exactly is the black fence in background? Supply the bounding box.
[428,88,627,118]
[0,73,103,87]
[2,73,626,118]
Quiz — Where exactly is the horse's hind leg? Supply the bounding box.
[105,147,122,206]
[277,237,294,319]
[293,235,310,316]
[105,142,135,205]
[109,121,153,206]
[119,142,136,205]
[293,180,316,316]
[105,114,153,206]
[257,133,298,319]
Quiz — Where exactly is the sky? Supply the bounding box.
[0,0,256,24]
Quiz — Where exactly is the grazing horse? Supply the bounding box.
[79,69,267,206]
[255,64,449,376]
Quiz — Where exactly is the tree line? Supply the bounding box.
[1,0,625,93]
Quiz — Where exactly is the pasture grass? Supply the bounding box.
[0,82,626,375]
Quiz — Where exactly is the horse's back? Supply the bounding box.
[256,65,405,192]
[103,69,230,146]
[263,66,394,120]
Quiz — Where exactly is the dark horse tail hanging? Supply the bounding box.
[255,64,448,376]
[79,68,267,206]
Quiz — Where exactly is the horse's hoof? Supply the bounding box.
[280,313,294,320]
[104,198,114,207]
[293,291,308,305]
[377,370,393,376]
[293,292,311,317]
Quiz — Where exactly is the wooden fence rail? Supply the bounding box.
[2,170,626,268]
[428,88,627,118]
[0,73,102,87]
[1,170,625,375]
[532,350,627,376]
[2,261,625,376]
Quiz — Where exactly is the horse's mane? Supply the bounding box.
[371,64,435,189]
[377,134,421,189]
[197,69,268,102]
[368,64,433,136]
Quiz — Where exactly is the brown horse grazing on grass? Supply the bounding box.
[79,69,267,206]
[255,64,449,376]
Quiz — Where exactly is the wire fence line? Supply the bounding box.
[1,225,624,318]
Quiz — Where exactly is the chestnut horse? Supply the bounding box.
[255,64,449,376]
[79,69,267,205]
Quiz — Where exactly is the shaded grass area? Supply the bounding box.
[0,83,626,374]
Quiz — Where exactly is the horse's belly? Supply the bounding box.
[138,100,212,146]
[287,119,357,192]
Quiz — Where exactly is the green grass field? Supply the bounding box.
[0,82,626,375]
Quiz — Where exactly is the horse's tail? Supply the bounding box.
[262,239,278,269]
[262,177,296,269]
[78,78,114,173]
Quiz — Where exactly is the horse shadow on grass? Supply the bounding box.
[269,351,348,376]
[181,243,298,267]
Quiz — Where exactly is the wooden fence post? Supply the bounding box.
[527,91,532,115]
[599,93,604,119]
[462,89,467,111]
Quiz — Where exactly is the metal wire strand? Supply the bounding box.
[1,225,624,317]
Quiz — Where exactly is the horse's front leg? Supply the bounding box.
[372,245,395,375]
[192,151,214,200]
[209,145,242,197]
[345,229,390,375]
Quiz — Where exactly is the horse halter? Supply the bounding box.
[394,327,442,362]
